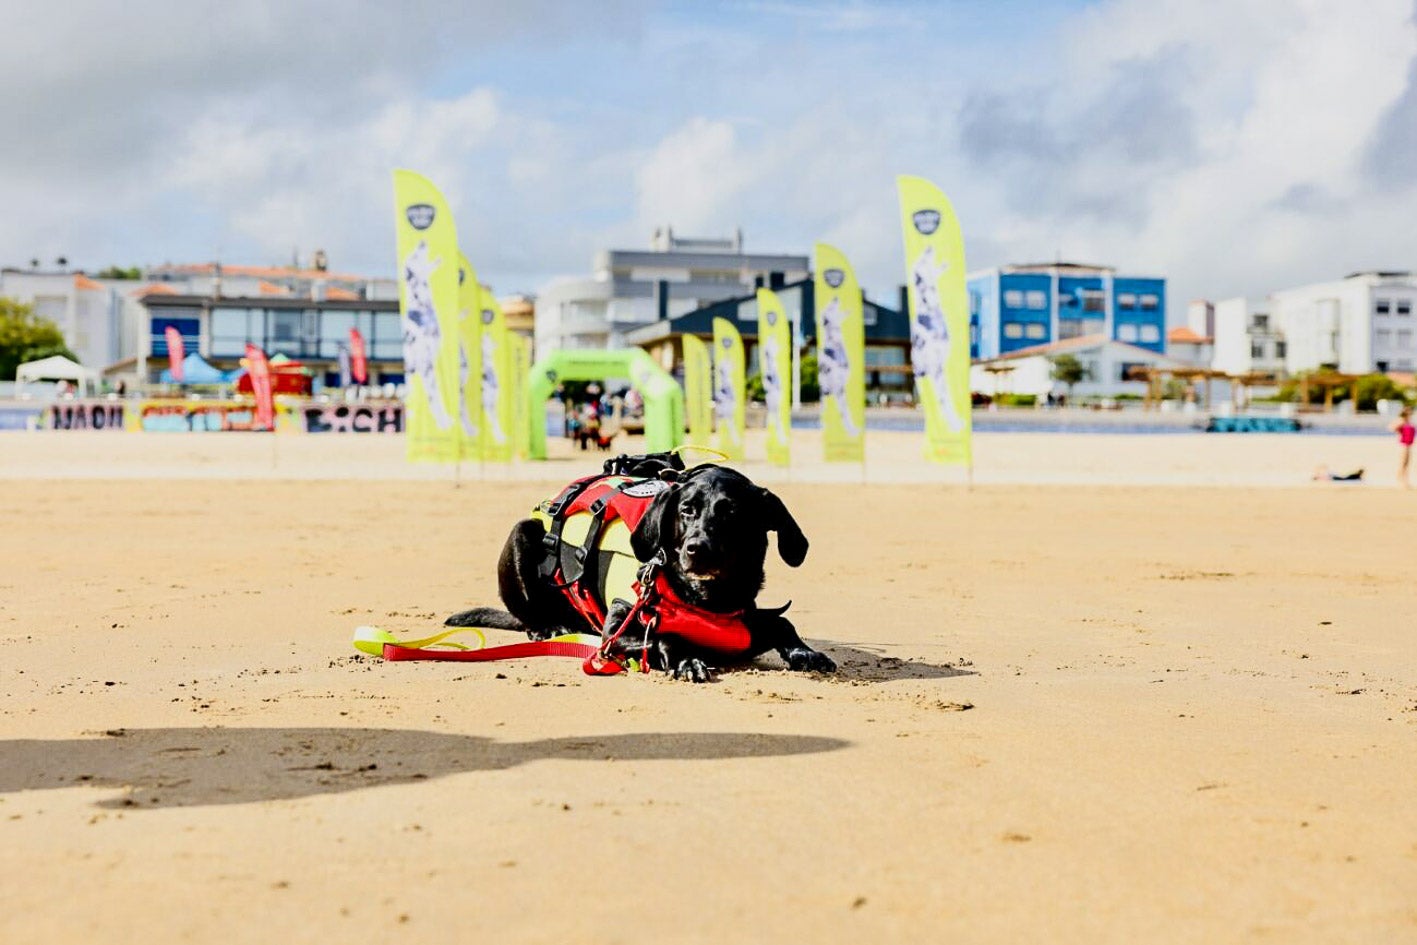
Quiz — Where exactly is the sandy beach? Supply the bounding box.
[2,430,1415,943]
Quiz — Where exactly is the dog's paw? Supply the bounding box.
[784,647,836,674]
[671,658,714,683]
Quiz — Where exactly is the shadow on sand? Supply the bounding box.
[0,728,848,810]
[816,643,978,683]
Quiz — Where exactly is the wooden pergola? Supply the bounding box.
[1125,366,1231,411]
[1295,372,1363,413]
[1228,371,1279,410]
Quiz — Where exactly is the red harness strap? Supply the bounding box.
[583,568,754,676]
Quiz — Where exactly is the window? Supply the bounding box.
[969,324,980,346]
[1139,294,1160,310]
[1376,328,1393,347]
[1003,289,1024,308]
[1117,293,1137,309]
[1139,324,1161,343]
[1275,341,1287,358]
[1117,323,1139,342]
[1058,320,1084,339]
[211,307,252,357]
[1376,298,1392,315]
[1025,290,1047,310]
[1398,329,1412,349]
[1252,314,1269,330]
[271,310,301,343]
[1024,323,1046,340]
[1399,300,1413,316]
[1003,322,1024,339]
[1083,318,1106,336]
[1251,342,1266,359]
[1082,291,1106,313]
[969,292,981,315]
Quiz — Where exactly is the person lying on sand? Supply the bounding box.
[1311,465,1364,482]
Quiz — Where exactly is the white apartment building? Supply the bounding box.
[1211,297,1285,376]
[534,227,809,354]
[1268,271,1417,374]
[0,269,143,371]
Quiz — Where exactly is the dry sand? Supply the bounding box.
[1,430,1415,943]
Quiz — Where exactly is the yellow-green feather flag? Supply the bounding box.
[756,288,792,467]
[456,251,482,461]
[392,169,461,462]
[897,175,972,466]
[507,331,531,460]
[711,316,745,460]
[813,243,865,462]
[682,333,713,447]
[478,287,513,462]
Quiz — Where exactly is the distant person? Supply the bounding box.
[1391,406,1415,489]
[1311,465,1364,482]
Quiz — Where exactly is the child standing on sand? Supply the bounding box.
[1391,406,1415,488]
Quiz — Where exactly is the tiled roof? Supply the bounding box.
[1168,326,1211,344]
[133,283,179,296]
[73,274,104,291]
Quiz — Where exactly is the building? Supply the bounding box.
[624,278,914,393]
[1266,271,1417,375]
[0,269,139,371]
[1,259,405,387]
[966,263,1167,360]
[534,227,809,354]
[969,334,1193,400]
[1211,297,1283,376]
[499,293,535,342]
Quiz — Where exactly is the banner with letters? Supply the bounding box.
[711,317,745,461]
[681,333,713,448]
[507,330,531,460]
[349,327,369,384]
[813,243,865,462]
[478,286,513,463]
[392,168,461,462]
[244,343,275,431]
[164,326,185,383]
[756,288,792,467]
[456,252,482,461]
[897,175,972,466]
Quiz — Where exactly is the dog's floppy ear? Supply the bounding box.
[758,487,808,567]
[630,487,677,563]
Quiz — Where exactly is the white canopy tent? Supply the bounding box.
[14,355,99,398]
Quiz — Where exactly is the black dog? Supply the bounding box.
[446,463,836,682]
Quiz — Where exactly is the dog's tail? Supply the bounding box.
[444,607,526,630]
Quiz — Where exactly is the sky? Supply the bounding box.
[4,0,1417,316]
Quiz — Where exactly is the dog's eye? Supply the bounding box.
[680,501,699,518]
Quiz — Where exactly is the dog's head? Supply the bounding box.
[630,465,807,610]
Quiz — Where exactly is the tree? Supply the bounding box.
[0,297,76,380]
[95,265,142,280]
[1049,353,1090,397]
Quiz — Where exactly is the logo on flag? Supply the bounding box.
[824,268,845,288]
[406,204,436,230]
[912,209,941,235]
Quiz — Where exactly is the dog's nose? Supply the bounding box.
[684,539,708,559]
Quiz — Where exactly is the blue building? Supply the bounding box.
[966,263,1167,359]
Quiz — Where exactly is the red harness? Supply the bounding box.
[537,473,755,673]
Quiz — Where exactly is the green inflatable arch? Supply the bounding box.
[526,349,684,460]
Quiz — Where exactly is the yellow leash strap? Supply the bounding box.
[352,625,487,656]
